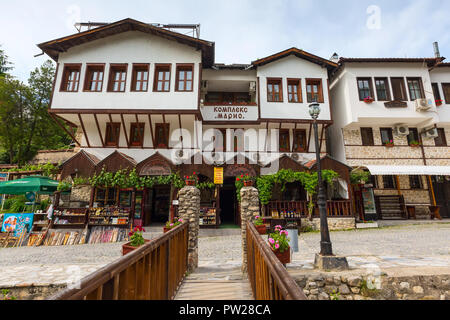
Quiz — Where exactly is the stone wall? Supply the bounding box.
[295,273,450,300]
[0,285,65,300]
[178,185,200,273]
[240,186,260,273]
[301,217,356,231]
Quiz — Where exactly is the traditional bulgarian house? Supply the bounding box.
[38,18,353,228]
[329,48,450,221]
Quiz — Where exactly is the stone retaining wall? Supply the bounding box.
[301,217,356,231]
[0,285,65,300]
[295,273,450,300]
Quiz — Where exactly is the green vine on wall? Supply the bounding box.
[1,162,59,177]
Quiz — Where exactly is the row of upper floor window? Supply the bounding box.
[367,175,424,190]
[60,63,195,93]
[265,78,325,104]
[359,127,447,147]
[103,122,310,153]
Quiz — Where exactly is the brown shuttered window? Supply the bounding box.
[60,64,81,92]
[435,128,447,147]
[131,64,149,92]
[155,123,170,148]
[360,128,374,146]
[107,64,127,92]
[279,129,290,152]
[293,129,307,152]
[84,65,105,92]
[442,83,450,104]
[267,78,283,102]
[391,78,407,101]
[176,64,194,92]
[306,79,324,103]
[105,123,121,147]
[129,123,145,147]
[357,78,374,101]
[153,64,171,92]
[287,79,302,103]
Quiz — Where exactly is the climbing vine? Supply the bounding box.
[235,169,339,217]
[350,170,371,185]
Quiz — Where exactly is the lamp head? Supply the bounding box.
[309,103,321,120]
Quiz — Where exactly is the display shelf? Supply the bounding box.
[199,207,218,228]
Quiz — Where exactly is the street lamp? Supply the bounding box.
[309,103,333,256]
[309,103,349,270]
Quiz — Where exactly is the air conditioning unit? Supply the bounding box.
[423,128,439,139]
[415,99,432,112]
[394,125,409,136]
[249,81,257,93]
[201,80,208,92]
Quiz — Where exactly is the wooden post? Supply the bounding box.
[428,176,437,206]
[395,175,402,196]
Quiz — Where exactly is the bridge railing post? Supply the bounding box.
[178,185,200,273]
[240,186,260,273]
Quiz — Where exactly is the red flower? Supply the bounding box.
[142,228,146,232]
[246,173,249,176]
[237,178,240,181]
[193,172,196,175]
[241,175,244,178]
[129,232,133,236]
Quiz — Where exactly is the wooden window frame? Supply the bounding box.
[374,77,391,101]
[60,63,81,92]
[357,78,374,101]
[407,128,420,145]
[435,128,447,147]
[406,77,425,101]
[279,129,290,152]
[155,123,170,149]
[105,122,121,147]
[287,78,302,103]
[360,127,374,146]
[129,122,145,147]
[131,64,150,92]
[382,175,397,189]
[267,78,283,102]
[409,176,422,190]
[153,64,172,92]
[306,78,324,103]
[107,64,128,93]
[292,129,307,152]
[380,128,394,145]
[442,83,450,104]
[390,77,407,101]
[175,64,194,92]
[432,83,441,101]
[83,64,105,92]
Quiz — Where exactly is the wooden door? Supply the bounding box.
[433,177,450,218]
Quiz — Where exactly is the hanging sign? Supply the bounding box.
[214,167,224,185]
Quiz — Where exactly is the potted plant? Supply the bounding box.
[409,140,421,148]
[253,215,266,235]
[122,226,150,256]
[268,225,291,265]
[436,99,443,107]
[164,216,184,233]
[364,96,375,104]
[384,140,394,148]
[184,172,198,186]
[237,174,255,187]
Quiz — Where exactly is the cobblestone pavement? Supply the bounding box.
[0,223,449,287]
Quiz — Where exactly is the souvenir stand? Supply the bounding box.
[87,187,133,244]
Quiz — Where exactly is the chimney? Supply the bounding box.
[330,52,340,63]
[433,42,441,58]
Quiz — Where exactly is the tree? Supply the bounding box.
[0,45,13,76]
[0,59,71,165]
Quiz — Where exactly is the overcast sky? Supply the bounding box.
[1,0,449,82]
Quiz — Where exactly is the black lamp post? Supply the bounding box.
[309,103,333,256]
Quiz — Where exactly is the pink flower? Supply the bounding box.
[255,216,260,219]
[170,223,174,227]
[269,238,275,244]
[275,244,280,249]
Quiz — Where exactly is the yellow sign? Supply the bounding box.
[214,167,224,185]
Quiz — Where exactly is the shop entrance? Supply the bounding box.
[219,177,238,226]
[142,185,171,226]
[432,176,450,218]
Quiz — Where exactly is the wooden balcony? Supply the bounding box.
[264,200,353,218]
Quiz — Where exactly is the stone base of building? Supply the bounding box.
[301,217,356,231]
[314,254,349,271]
[295,273,450,300]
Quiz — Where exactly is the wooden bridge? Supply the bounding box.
[49,222,306,300]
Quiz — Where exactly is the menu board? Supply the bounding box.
[362,188,376,215]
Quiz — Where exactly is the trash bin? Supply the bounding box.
[287,227,299,253]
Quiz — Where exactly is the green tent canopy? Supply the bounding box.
[0,176,59,195]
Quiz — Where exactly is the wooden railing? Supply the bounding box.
[49,222,189,300]
[264,200,353,217]
[246,221,307,300]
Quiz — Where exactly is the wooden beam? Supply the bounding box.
[428,176,437,206]
[319,124,325,153]
[77,113,91,148]
[307,123,313,153]
[264,122,269,152]
[135,114,143,149]
[120,113,130,148]
[178,114,183,149]
[395,175,402,196]
[94,113,105,147]
[293,123,297,153]
[148,114,156,148]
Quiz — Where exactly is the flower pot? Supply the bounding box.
[164,226,177,233]
[186,180,196,186]
[122,239,151,256]
[364,100,374,104]
[255,224,266,235]
[272,247,291,264]
[244,180,254,187]
[384,144,394,148]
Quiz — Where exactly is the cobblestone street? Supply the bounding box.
[0,223,449,288]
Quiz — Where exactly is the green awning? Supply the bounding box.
[0,176,59,195]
